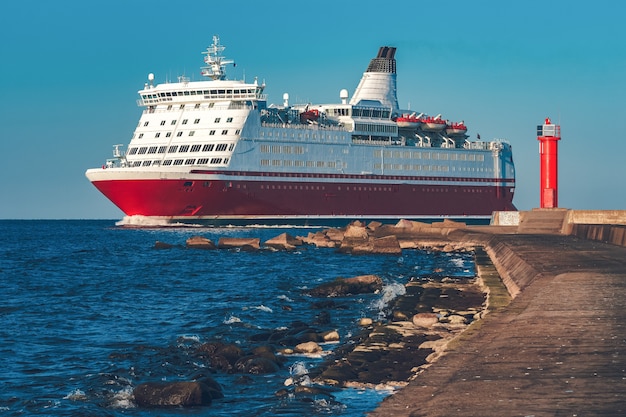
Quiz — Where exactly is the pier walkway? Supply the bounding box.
[370,210,626,416]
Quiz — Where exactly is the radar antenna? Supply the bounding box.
[201,35,235,80]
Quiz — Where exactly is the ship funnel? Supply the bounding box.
[349,46,399,112]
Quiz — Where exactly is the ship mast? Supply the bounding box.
[201,35,235,80]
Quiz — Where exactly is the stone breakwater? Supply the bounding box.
[139,219,499,408]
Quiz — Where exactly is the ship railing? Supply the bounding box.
[260,122,347,131]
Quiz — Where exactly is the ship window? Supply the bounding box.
[202,144,214,152]
[221,130,228,135]
[157,146,166,153]
[260,159,270,166]
[194,103,200,108]
[148,146,157,154]
[166,132,172,137]
[179,145,190,152]
[209,130,216,135]
[214,118,221,123]
[227,117,233,123]
[224,158,229,164]
[138,147,148,154]
[190,144,201,152]
[163,160,172,166]
[128,147,138,155]
[155,132,160,138]
[171,120,176,125]
[167,105,172,110]
[182,119,188,125]
[177,132,183,137]
[235,129,240,135]
[153,161,160,166]
[133,161,142,167]
[179,104,185,109]
[143,121,149,126]
[160,120,166,126]
[168,145,179,152]
[228,143,234,151]
[173,159,183,165]
[194,119,200,124]
[210,158,222,164]
[189,131,195,136]
[184,159,196,165]
[138,133,144,138]
[198,158,209,164]
[216,143,228,152]
[142,161,152,166]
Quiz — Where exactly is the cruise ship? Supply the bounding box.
[85,36,516,225]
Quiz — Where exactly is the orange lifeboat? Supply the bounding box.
[395,113,422,129]
[421,116,446,131]
[446,121,468,136]
[299,108,320,124]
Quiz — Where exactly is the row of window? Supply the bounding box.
[142,115,234,127]
[373,150,485,162]
[127,143,234,156]
[130,157,228,167]
[136,128,241,139]
[259,159,346,168]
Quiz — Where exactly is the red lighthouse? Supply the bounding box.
[537,118,561,208]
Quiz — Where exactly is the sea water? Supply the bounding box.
[0,220,475,416]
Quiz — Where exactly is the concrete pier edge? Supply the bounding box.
[368,208,626,416]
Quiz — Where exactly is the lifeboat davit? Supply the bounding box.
[396,113,422,129]
[421,116,446,131]
[446,121,468,136]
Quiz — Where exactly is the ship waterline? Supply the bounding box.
[86,36,516,224]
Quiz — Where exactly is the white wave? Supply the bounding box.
[450,257,465,267]
[278,294,294,302]
[223,315,242,324]
[371,282,406,313]
[109,386,135,409]
[63,388,87,401]
[244,305,273,313]
[115,215,201,228]
[289,361,309,377]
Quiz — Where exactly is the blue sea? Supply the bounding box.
[0,220,475,416]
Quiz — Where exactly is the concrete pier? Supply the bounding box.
[370,209,626,416]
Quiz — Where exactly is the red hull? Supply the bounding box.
[91,176,516,219]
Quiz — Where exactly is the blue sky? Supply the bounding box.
[1,0,624,219]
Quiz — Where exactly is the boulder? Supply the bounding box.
[264,233,302,251]
[133,381,214,407]
[294,341,322,354]
[154,241,174,249]
[186,236,216,249]
[320,330,340,342]
[412,312,439,328]
[217,237,260,251]
[350,235,402,255]
[304,274,383,297]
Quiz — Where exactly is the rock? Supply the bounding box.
[358,317,373,326]
[186,236,216,249]
[320,330,340,342]
[294,341,323,354]
[264,233,302,251]
[154,241,174,249]
[234,356,280,374]
[304,275,383,297]
[412,312,439,328]
[351,235,402,255]
[133,381,214,407]
[217,237,260,251]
